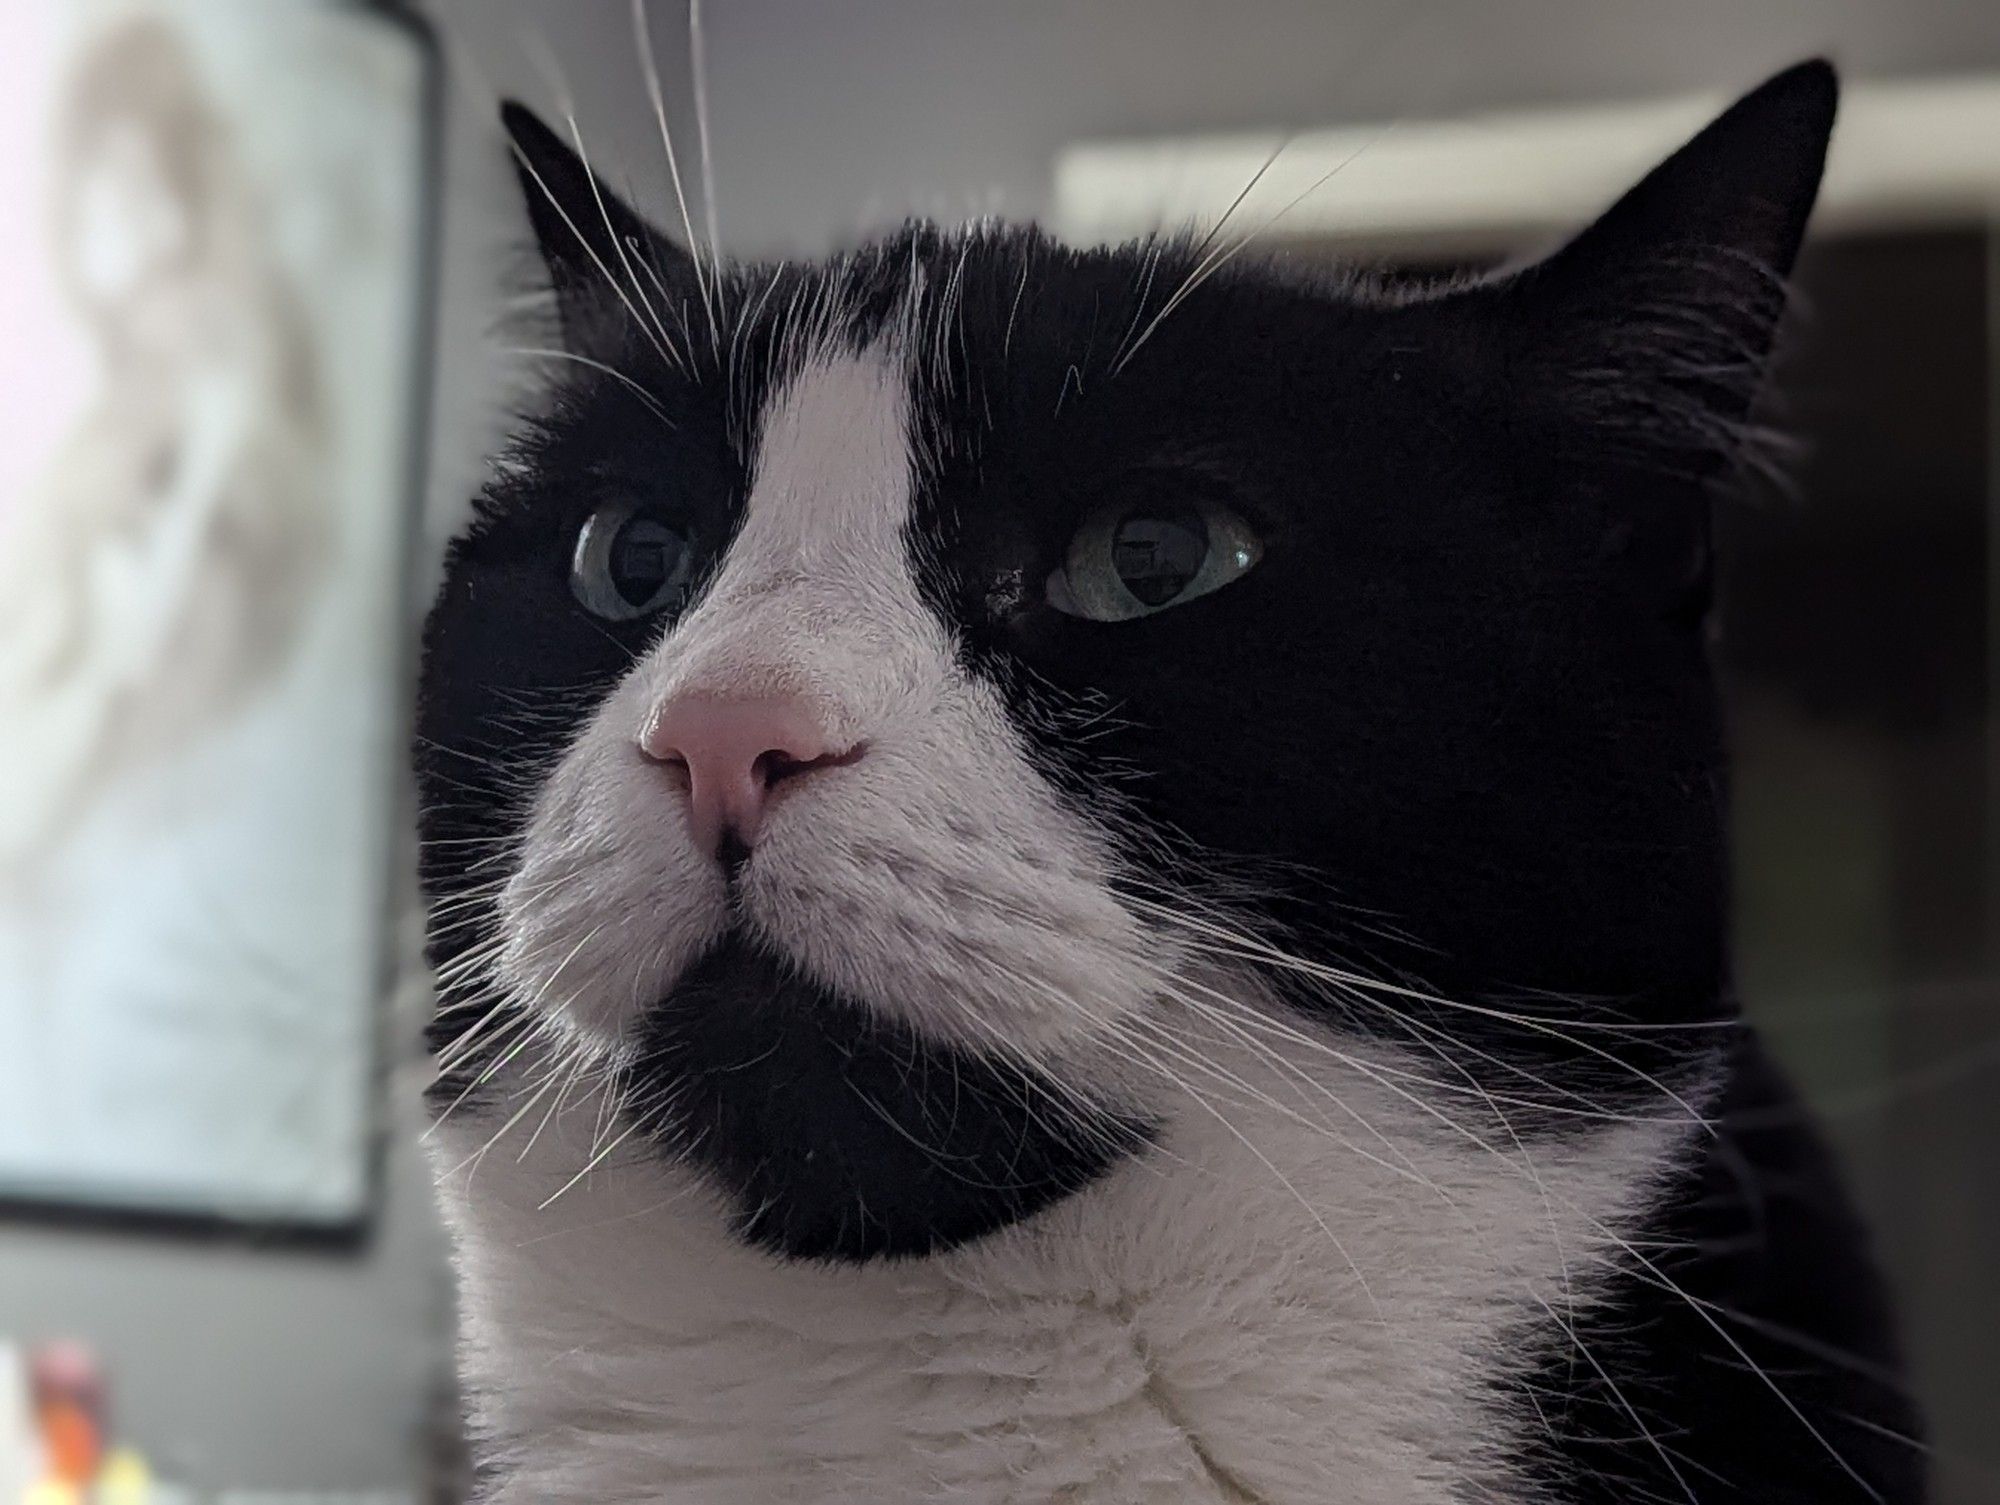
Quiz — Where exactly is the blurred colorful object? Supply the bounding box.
[0,1340,159,1504]
[31,1342,103,1488]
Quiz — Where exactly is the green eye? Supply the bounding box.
[1048,499,1263,621]
[571,500,696,621]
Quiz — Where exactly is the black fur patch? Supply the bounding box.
[1511,1036,1925,1503]
[623,934,1147,1260]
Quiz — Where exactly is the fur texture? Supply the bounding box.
[416,61,1923,1503]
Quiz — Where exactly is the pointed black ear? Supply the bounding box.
[1505,60,1838,480]
[500,100,696,347]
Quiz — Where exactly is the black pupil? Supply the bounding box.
[1112,505,1209,607]
[609,516,686,608]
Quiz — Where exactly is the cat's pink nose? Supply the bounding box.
[639,693,861,861]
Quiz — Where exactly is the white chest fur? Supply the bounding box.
[433,1013,1692,1505]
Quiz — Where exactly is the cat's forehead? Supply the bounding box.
[557,222,1405,526]
[613,224,1369,447]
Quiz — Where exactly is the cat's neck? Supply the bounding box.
[435,1008,1698,1505]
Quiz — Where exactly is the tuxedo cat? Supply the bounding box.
[417,59,1923,1503]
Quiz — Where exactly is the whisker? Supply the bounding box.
[688,0,722,283]
[632,0,722,353]
[558,111,689,375]
[1113,121,1401,375]
[505,138,686,378]
[501,346,677,426]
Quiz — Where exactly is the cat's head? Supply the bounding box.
[416,63,1836,1261]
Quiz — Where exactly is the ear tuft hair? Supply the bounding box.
[1503,60,1839,481]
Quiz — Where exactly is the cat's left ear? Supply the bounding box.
[1500,60,1838,480]
[501,100,700,348]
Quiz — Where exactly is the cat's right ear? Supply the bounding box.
[1494,61,1837,477]
[501,100,697,347]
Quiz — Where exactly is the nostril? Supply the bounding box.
[755,741,867,790]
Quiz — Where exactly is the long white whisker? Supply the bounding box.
[539,1115,648,1211]
[1127,895,1716,1129]
[688,0,722,283]
[1530,1291,1702,1505]
[501,347,676,426]
[1114,122,1399,375]
[506,139,685,377]
[632,0,722,353]
[559,112,689,375]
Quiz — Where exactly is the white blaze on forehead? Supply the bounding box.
[738,346,915,571]
[635,343,940,730]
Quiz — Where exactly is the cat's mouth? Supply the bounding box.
[642,925,810,1019]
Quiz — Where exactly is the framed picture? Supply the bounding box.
[0,0,435,1233]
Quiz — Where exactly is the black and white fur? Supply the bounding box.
[416,61,1924,1503]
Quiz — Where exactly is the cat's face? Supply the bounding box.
[417,68,1834,1260]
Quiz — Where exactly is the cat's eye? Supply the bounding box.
[1048,499,1263,621]
[570,500,696,621]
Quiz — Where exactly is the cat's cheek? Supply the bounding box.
[496,693,732,1054]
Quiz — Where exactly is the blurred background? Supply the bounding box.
[0,1,1994,1500]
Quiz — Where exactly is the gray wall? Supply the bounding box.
[446,0,2000,259]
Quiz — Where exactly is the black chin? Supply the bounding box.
[625,934,1149,1261]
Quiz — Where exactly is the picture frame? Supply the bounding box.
[0,0,440,1241]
